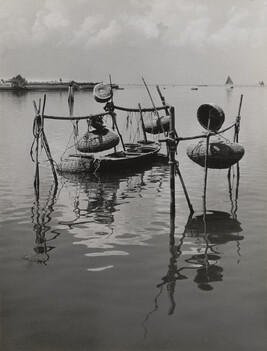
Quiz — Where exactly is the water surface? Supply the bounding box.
[0,86,266,351]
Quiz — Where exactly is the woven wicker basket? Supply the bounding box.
[93,83,113,103]
[197,103,225,132]
[77,128,120,153]
[57,156,94,173]
[186,136,245,169]
[144,115,170,134]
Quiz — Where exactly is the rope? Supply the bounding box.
[30,113,43,162]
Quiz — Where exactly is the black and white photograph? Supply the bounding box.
[0,1,266,350]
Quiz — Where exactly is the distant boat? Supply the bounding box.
[191,87,198,91]
[259,81,264,86]
[225,76,234,88]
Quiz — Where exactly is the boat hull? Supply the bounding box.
[96,143,161,172]
[57,143,161,174]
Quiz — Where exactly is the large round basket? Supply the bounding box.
[144,115,170,134]
[77,128,120,153]
[57,156,94,173]
[93,83,113,103]
[197,103,225,132]
[186,136,245,169]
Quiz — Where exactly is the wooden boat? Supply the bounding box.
[96,141,161,171]
[58,141,161,173]
[34,82,170,178]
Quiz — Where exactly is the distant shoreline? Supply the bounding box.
[0,81,119,91]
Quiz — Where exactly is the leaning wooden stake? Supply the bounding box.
[169,106,194,214]
[175,162,194,214]
[138,103,148,143]
[142,77,167,136]
[110,111,125,151]
[156,85,170,116]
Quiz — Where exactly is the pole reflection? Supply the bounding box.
[142,163,243,335]
[55,161,169,270]
[24,182,60,264]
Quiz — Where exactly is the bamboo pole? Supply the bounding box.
[156,85,170,116]
[142,77,167,136]
[110,111,125,151]
[234,94,243,143]
[108,75,117,152]
[41,95,58,186]
[113,104,169,113]
[169,107,176,216]
[138,103,148,144]
[109,74,114,105]
[175,162,194,214]
[34,124,40,199]
[203,116,211,215]
[68,83,74,104]
[43,111,110,121]
[156,85,180,141]
[32,100,41,199]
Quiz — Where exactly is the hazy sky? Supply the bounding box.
[0,0,266,84]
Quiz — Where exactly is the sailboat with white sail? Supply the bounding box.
[225,76,234,89]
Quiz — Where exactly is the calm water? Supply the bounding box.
[0,86,267,351]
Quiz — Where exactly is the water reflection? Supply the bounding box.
[25,156,168,269]
[142,165,243,334]
[58,161,169,271]
[24,183,60,264]
[184,210,243,290]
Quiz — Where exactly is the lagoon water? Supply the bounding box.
[0,85,266,351]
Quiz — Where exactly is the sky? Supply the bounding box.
[0,0,266,85]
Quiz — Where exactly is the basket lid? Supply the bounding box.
[93,83,113,103]
[197,103,225,132]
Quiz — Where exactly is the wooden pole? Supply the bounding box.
[32,100,41,199]
[156,84,179,141]
[169,107,176,216]
[110,111,125,151]
[175,163,194,214]
[156,85,170,116]
[108,74,117,153]
[109,74,114,104]
[138,103,148,144]
[34,124,40,199]
[234,94,243,143]
[40,95,58,186]
[68,86,74,104]
[203,116,211,216]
